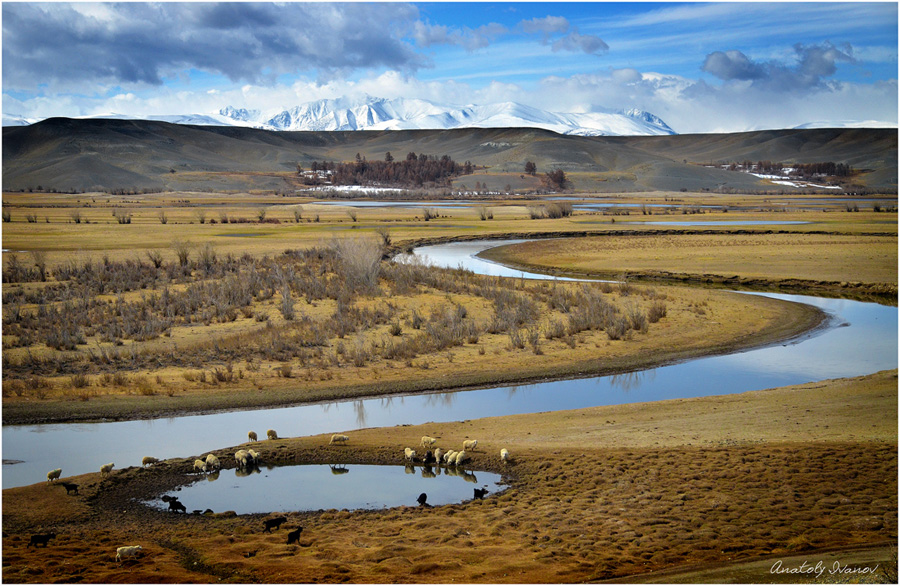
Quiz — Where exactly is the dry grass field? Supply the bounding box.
[2,369,896,583]
[2,188,897,583]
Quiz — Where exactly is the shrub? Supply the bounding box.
[2,209,10,222]
[476,205,493,220]
[648,300,667,323]
[70,373,90,388]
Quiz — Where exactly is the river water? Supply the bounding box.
[2,241,896,489]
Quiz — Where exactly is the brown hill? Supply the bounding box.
[2,118,896,193]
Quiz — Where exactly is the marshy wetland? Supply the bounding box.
[2,189,897,583]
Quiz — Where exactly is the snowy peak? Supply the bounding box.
[215,96,677,136]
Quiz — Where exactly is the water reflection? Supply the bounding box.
[147,464,503,514]
[608,370,655,393]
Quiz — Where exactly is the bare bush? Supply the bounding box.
[172,239,192,267]
[422,207,439,221]
[648,300,667,323]
[332,235,382,295]
[2,209,10,223]
[157,210,168,224]
[476,205,493,220]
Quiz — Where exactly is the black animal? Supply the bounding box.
[28,533,56,548]
[416,492,428,506]
[263,516,287,533]
[160,495,175,503]
[473,488,489,500]
[286,527,303,544]
[60,482,79,495]
[422,450,435,464]
[168,499,187,513]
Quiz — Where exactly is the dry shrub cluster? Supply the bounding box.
[3,237,664,393]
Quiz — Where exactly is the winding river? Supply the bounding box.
[2,240,896,489]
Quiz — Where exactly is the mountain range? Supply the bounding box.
[3,116,896,194]
[3,96,676,137]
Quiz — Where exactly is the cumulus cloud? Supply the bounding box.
[702,42,856,90]
[519,15,569,37]
[412,21,507,51]
[2,2,425,90]
[551,30,609,55]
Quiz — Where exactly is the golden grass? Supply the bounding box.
[2,370,896,583]
[481,232,898,285]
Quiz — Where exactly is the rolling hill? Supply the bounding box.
[2,118,896,194]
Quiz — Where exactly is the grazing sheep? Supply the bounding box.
[421,436,437,448]
[168,499,187,514]
[205,454,220,471]
[473,488,489,500]
[141,456,159,467]
[434,448,444,463]
[463,439,478,451]
[46,468,62,482]
[248,430,258,442]
[329,434,349,445]
[193,459,208,473]
[28,533,56,548]
[99,462,115,477]
[266,429,278,440]
[247,449,260,464]
[60,482,79,495]
[116,545,143,562]
[416,492,428,506]
[286,527,303,544]
[263,516,287,533]
[234,450,251,469]
[443,450,457,464]
[500,448,510,463]
[404,447,416,462]
[454,450,468,466]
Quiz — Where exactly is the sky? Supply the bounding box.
[2,1,897,133]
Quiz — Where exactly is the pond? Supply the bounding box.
[2,241,896,489]
[145,464,503,514]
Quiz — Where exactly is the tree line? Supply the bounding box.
[300,152,474,187]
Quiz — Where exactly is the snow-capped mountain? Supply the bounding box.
[223,96,677,136]
[3,97,677,136]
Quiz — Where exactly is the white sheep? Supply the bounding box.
[234,449,251,468]
[141,456,159,467]
[100,462,115,477]
[500,448,510,463]
[463,439,478,451]
[248,431,258,442]
[421,435,437,448]
[193,459,208,473]
[46,468,62,482]
[116,545,143,562]
[266,429,278,440]
[247,449,260,464]
[443,450,457,464]
[454,450,468,466]
[205,454,220,471]
[434,448,444,464]
[330,434,349,445]
[404,447,417,462]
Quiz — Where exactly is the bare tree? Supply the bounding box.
[332,235,382,294]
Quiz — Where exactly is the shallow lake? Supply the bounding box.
[146,464,502,514]
[3,240,896,489]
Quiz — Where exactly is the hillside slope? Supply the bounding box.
[3,118,896,193]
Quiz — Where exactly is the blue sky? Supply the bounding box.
[3,2,897,133]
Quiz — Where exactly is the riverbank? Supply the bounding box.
[476,232,898,304]
[3,369,896,583]
[2,281,823,426]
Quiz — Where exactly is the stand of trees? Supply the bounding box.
[303,152,474,187]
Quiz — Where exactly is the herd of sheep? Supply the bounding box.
[37,427,513,563]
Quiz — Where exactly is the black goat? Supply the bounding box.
[60,482,79,495]
[168,499,187,513]
[416,492,428,506]
[286,527,303,544]
[473,488,489,500]
[263,516,287,533]
[28,533,56,548]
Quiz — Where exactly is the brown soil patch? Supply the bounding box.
[4,370,896,583]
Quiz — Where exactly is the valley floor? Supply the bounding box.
[2,369,896,583]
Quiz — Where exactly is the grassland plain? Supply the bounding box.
[2,370,896,583]
[2,189,897,583]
